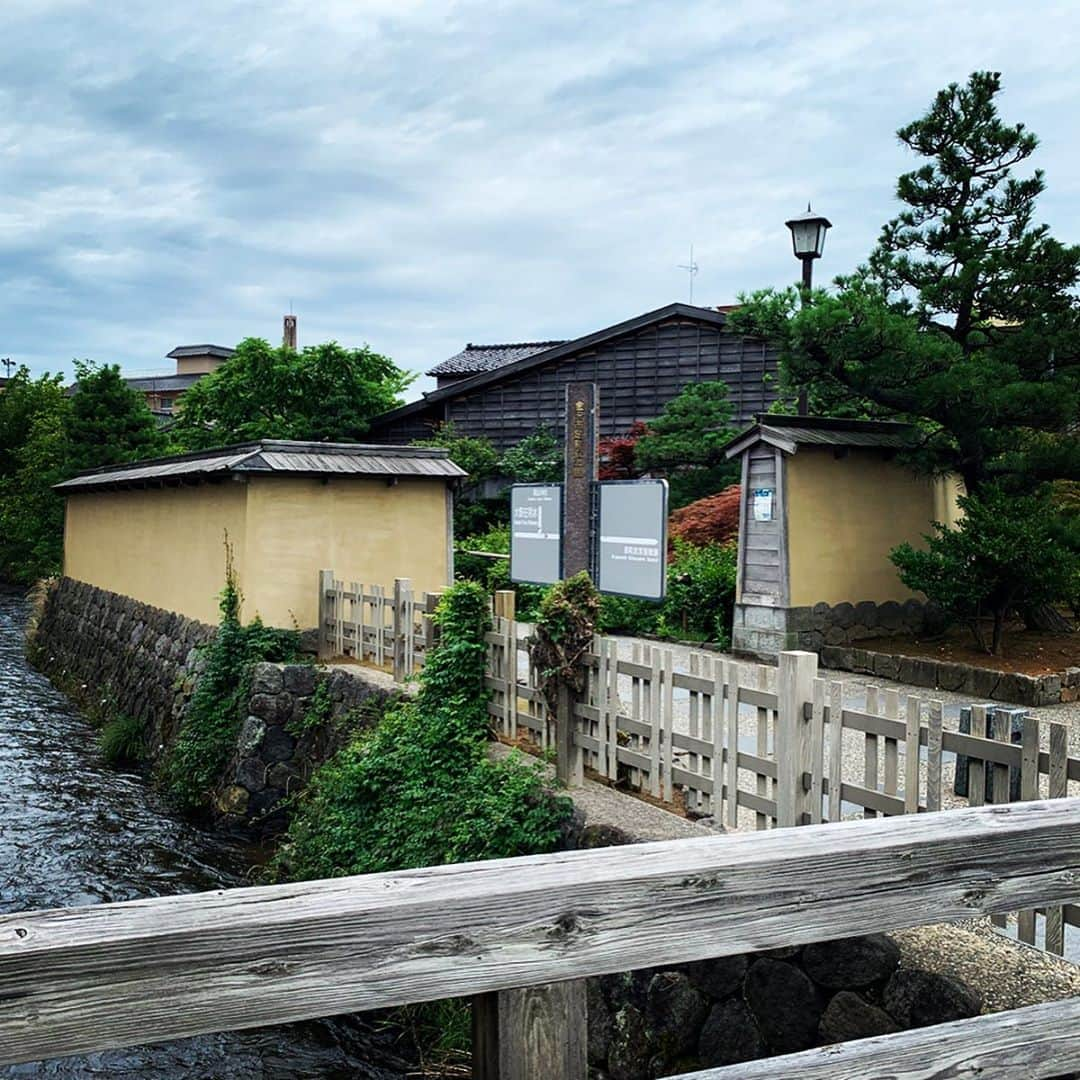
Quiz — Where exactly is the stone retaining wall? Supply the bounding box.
[820,643,1076,707]
[30,577,400,833]
[734,598,937,660]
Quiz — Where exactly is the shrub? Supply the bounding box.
[271,581,571,880]
[669,485,742,548]
[455,525,545,620]
[99,714,145,767]
[891,487,1079,654]
[162,558,300,811]
[500,426,563,484]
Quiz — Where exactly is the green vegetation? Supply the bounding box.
[731,71,1080,634]
[172,337,412,450]
[454,524,546,621]
[891,488,1079,655]
[499,425,563,484]
[162,557,300,811]
[634,382,739,508]
[528,572,601,713]
[99,713,145,767]
[0,362,169,584]
[597,539,737,648]
[271,581,571,880]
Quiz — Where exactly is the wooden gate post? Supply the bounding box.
[392,578,409,682]
[317,570,334,661]
[555,680,584,787]
[473,981,587,1079]
[776,650,818,827]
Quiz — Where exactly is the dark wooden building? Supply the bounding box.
[365,302,780,449]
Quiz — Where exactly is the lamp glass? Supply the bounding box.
[790,219,826,258]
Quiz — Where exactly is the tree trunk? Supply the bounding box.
[991,609,1006,656]
[1021,602,1075,635]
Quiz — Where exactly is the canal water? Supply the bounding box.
[0,588,408,1079]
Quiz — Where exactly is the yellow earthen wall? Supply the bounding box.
[785,447,961,607]
[62,475,451,627]
[239,475,450,628]
[62,483,249,625]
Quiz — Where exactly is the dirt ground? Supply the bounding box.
[882,621,1079,676]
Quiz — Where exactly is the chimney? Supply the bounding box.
[283,314,298,351]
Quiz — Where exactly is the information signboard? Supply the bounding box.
[509,484,562,585]
[594,479,668,601]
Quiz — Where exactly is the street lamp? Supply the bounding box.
[785,204,831,295]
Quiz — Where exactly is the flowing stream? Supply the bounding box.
[0,588,409,1079]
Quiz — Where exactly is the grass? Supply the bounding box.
[99,713,145,767]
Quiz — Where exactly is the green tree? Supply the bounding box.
[0,383,69,582]
[634,381,739,507]
[891,488,1078,654]
[731,72,1080,497]
[172,338,412,449]
[499,426,564,484]
[66,361,166,473]
[0,367,67,480]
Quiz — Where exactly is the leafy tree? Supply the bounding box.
[66,361,166,473]
[634,381,739,507]
[0,389,69,582]
[172,337,412,449]
[891,488,1078,654]
[730,72,1080,498]
[499,425,563,484]
[731,72,1080,631]
[412,422,499,483]
[599,421,649,480]
[0,367,67,480]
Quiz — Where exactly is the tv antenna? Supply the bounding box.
[0,358,13,378]
[678,244,699,304]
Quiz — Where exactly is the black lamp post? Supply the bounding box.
[785,204,831,414]
[785,204,831,296]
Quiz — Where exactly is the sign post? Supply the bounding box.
[562,382,597,577]
[594,480,668,601]
[510,485,562,585]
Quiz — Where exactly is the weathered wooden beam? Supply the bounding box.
[673,995,1080,1080]
[472,981,587,1079]
[1,799,1079,1066]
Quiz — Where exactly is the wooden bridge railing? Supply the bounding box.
[2,798,1080,1077]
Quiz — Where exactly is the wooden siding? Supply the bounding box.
[741,446,784,601]
[369,320,778,449]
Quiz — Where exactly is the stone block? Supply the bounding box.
[802,934,900,990]
[871,652,900,680]
[236,757,267,793]
[248,694,279,721]
[262,725,297,764]
[1064,667,1080,688]
[883,969,980,1029]
[878,601,903,630]
[238,716,266,757]
[698,998,764,1067]
[831,602,856,629]
[824,626,847,646]
[645,972,708,1059]
[250,663,283,696]
[744,959,822,1054]
[935,661,967,692]
[684,955,748,1001]
[283,664,317,696]
[819,991,899,1044]
[854,601,878,628]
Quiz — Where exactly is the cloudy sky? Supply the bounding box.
[4,0,1079,398]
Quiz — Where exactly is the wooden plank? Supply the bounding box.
[472,981,587,1080]
[863,685,879,819]
[649,649,662,799]
[809,678,826,824]
[883,689,899,813]
[990,708,1012,928]
[756,666,771,830]
[606,639,619,782]
[926,700,943,813]
[662,648,675,803]
[1046,722,1070,955]
[673,995,1080,1080]
[777,651,818,828]
[317,569,334,660]
[1017,714,1041,946]
[828,680,844,824]
[969,705,988,808]
[725,660,739,829]
[3,800,1080,1067]
[903,695,920,815]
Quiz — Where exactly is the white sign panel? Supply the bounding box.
[752,488,774,522]
[510,484,562,585]
[595,480,667,601]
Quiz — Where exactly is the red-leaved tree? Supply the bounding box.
[599,421,649,480]
[668,485,742,548]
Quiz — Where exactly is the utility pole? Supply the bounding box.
[0,358,13,379]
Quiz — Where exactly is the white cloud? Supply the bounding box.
[1,0,1078,394]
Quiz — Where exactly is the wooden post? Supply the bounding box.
[562,382,598,578]
[494,589,516,621]
[472,981,588,1080]
[317,569,334,661]
[556,681,583,787]
[392,577,409,683]
[776,650,818,828]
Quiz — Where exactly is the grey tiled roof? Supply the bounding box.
[166,344,235,360]
[55,439,467,492]
[724,415,915,457]
[427,341,566,377]
[123,374,203,392]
